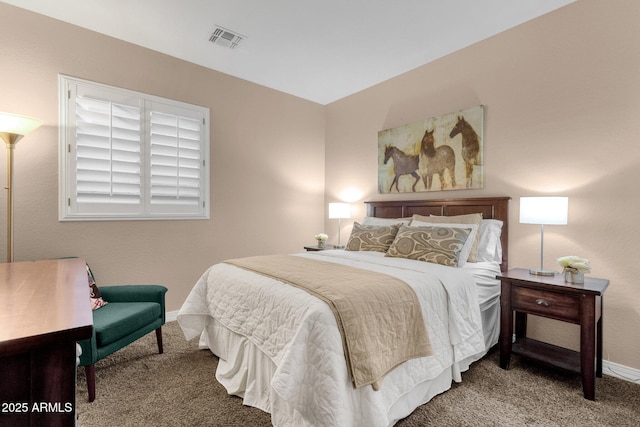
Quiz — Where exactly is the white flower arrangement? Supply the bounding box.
[557,255,591,273]
[315,233,328,242]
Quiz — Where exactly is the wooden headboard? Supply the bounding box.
[365,197,510,272]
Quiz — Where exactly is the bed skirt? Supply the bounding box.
[198,295,499,426]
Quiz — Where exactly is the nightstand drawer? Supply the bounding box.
[511,286,580,322]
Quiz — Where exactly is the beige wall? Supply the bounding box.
[325,0,640,370]
[0,3,326,311]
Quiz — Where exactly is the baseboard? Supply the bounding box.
[166,309,640,385]
[603,360,640,385]
[166,310,178,322]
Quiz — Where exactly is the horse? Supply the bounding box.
[449,115,480,188]
[383,145,420,192]
[419,129,456,190]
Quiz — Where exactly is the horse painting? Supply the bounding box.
[419,129,456,190]
[378,105,483,194]
[384,145,420,192]
[449,115,480,188]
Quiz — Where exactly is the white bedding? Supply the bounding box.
[178,250,500,427]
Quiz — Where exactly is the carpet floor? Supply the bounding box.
[76,321,640,426]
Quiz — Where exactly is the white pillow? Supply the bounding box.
[409,220,477,267]
[477,219,503,263]
[362,216,411,226]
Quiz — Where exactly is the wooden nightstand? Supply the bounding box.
[303,244,338,251]
[498,268,609,400]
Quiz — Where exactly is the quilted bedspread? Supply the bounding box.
[178,250,485,427]
[225,254,432,390]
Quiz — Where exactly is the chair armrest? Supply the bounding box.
[99,285,168,304]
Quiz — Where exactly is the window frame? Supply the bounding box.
[58,75,210,221]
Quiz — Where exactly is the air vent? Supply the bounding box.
[209,26,245,49]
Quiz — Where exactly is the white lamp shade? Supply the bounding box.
[519,196,568,225]
[328,202,351,219]
[0,112,42,137]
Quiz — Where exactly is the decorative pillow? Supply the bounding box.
[87,263,107,310]
[410,220,477,266]
[361,216,411,226]
[345,222,401,252]
[477,219,504,263]
[385,225,472,267]
[412,213,483,262]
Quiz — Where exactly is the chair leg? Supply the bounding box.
[155,327,164,354]
[85,365,96,402]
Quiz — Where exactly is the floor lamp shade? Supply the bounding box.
[0,112,43,262]
[328,203,351,248]
[0,112,42,145]
[519,196,568,275]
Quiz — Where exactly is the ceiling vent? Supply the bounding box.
[209,26,245,49]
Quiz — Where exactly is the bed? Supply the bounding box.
[178,196,510,426]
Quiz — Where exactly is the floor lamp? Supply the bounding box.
[519,196,568,276]
[328,202,351,248]
[0,112,42,262]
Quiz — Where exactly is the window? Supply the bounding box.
[59,75,210,220]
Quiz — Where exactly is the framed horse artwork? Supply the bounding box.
[378,105,484,194]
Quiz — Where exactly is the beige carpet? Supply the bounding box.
[77,321,640,426]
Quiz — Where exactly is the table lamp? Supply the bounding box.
[328,202,351,248]
[519,196,568,276]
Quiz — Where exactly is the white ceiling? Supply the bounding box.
[3,0,574,105]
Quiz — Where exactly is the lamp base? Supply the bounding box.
[529,269,556,276]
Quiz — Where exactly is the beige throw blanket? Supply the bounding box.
[225,254,432,390]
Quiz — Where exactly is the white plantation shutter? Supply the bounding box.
[150,110,202,208]
[60,75,209,220]
[75,96,142,206]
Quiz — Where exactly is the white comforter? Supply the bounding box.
[178,250,486,427]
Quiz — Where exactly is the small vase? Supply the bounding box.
[564,268,584,284]
[317,240,326,248]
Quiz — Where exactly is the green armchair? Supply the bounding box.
[78,283,168,402]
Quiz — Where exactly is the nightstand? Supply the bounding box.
[498,268,609,400]
[303,244,338,251]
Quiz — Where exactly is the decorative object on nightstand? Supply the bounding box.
[557,255,591,284]
[498,268,609,400]
[0,112,42,262]
[329,202,351,248]
[519,196,568,276]
[315,233,328,248]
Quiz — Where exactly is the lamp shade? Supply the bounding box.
[0,112,42,145]
[519,196,568,225]
[328,202,351,219]
[0,112,42,136]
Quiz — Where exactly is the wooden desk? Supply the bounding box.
[498,268,609,400]
[0,258,93,427]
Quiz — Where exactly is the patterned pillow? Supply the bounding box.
[410,220,477,266]
[412,213,483,262]
[87,263,107,310]
[345,222,401,252]
[385,225,472,267]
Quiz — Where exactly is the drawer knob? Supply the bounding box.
[536,298,551,307]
